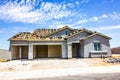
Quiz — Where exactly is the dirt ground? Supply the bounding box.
[0,58,120,72]
[0,58,120,80]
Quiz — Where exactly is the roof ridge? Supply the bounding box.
[68,28,93,38]
[81,32,111,41]
[45,26,75,37]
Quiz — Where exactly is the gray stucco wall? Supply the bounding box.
[67,32,89,44]
[80,41,84,58]
[83,35,111,57]
[50,29,73,37]
[10,41,28,46]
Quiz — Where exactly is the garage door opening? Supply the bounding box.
[48,45,61,58]
[34,45,62,58]
[36,45,48,58]
[11,46,28,59]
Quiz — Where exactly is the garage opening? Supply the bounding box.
[21,46,28,59]
[11,46,19,59]
[48,45,61,58]
[11,46,28,59]
[34,45,62,58]
[36,45,48,58]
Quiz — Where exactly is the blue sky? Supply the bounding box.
[0,0,120,49]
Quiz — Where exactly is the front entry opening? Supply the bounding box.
[72,43,81,58]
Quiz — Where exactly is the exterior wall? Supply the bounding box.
[11,46,19,59]
[67,32,89,58]
[50,29,73,37]
[67,32,89,43]
[10,41,28,45]
[48,45,61,58]
[36,45,48,58]
[0,49,10,60]
[80,41,84,58]
[62,42,67,58]
[28,42,33,59]
[84,35,111,57]
[67,44,72,58]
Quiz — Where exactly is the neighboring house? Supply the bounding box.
[8,26,112,60]
[0,49,11,60]
[111,46,120,54]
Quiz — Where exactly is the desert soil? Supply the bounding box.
[0,58,120,80]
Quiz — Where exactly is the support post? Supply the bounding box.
[67,44,72,58]
[28,43,33,59]
[62,43,67,58]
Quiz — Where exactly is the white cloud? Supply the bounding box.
[76,12,120,25]
[110,12,120,20]
[102,14,108,18]
[76,18,88,24]
[89,25,120,31]
[91,17,99,21]
[0,0,77,24]
[81,0,89,4]
[67,3,75,8]
[76,16,102,24]
[75,1,80,5]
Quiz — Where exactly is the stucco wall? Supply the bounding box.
[48,45,61,58]
[50,29,73,37]
[80,41,84,58]
[10,41,28,45]
[67,32,89,43]
[84,35,111,57]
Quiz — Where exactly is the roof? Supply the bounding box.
[8,26,74,41]
[80,32,112,41]
[46,26,74,37]
[8,26,111,41]
[8,32,31,41]
[68,28,93,38]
